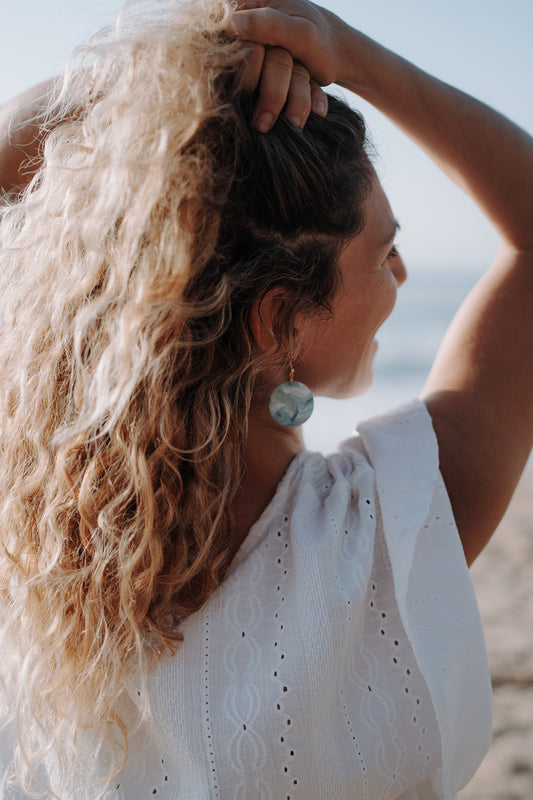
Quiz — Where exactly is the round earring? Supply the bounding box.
[268,365,314,428]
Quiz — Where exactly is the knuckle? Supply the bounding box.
[243,7,279,41]
[265,46,294,69]
[292,62,311,82]
[259,7,290,41]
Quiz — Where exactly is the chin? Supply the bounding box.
[352,377,373,398]
[329,370,374,400]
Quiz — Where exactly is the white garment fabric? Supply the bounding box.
[0,400,492,799]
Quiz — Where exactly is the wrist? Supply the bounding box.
[334,27,399,101]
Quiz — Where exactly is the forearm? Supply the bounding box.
[0,80,56,195]
[336,28,533,251]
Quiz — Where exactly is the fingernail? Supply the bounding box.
[254,111,274,133]
[314,101,327,117]
[288,116,302,128]
[228,13,248,36]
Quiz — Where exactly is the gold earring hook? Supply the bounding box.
[288,364,295,385]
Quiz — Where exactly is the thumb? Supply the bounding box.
[227,8,335,86]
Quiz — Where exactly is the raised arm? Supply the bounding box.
[0,79,57,196]
[229,0,533,564]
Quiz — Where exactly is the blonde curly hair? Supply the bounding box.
[0,0,372,794]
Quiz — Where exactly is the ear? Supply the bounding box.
[249,290,284,354]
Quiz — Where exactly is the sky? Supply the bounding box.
[2,0,532,276]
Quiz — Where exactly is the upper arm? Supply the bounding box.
[421,242,533,565]
[0,81,54,196]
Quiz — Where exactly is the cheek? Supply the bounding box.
[370,269,398,325]
[295,272,398,396]
[344,274,395,334]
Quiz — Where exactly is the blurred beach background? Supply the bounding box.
[2,0,533,795]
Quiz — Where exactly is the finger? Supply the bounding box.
[227,8,334,87]
[233,0,264,8]
[252,46,293,133]
[228,7,300,44]
[240,41,267,91]
[310,81,328,117]
[283,62,311,128]
[229,8,314,55]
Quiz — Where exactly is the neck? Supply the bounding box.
[245,405,305,481]
[229,405,305,554]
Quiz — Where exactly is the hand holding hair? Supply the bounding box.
[239,38,328,131]
[229,0,344,85]
[228,0,337,130]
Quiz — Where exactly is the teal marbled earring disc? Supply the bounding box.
[268,381,314,428]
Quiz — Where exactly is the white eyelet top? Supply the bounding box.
[0,400,492,799]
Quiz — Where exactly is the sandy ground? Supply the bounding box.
[457,470,533,800]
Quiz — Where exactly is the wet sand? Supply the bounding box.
[458,470,533,800]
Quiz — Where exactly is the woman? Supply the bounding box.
[0,0,531,797]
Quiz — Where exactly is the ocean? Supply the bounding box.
[303,264,482,453]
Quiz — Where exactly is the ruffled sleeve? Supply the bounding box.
[355,399,493,799]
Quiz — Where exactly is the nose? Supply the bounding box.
[391,254,407,287]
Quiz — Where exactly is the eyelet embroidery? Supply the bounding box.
[367,571,437,786]
[204,614,220,798]
[222,549,267,793]
[271,515,297,793]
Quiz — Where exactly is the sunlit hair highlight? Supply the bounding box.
[0,0,373,794]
